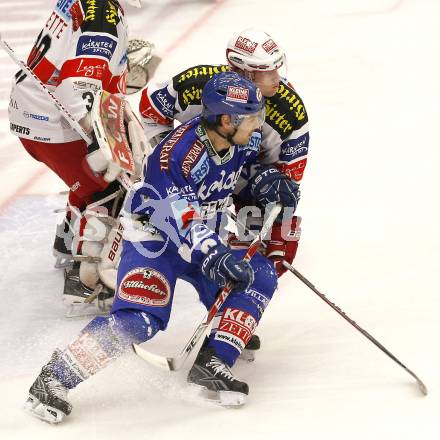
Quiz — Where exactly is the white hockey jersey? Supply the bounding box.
[139,64,309,184]
[9,0,128,144]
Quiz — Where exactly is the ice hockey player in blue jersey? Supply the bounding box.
[24,71,299,423]
[139,28,307,278]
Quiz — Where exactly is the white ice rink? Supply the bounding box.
[0,1,439,439]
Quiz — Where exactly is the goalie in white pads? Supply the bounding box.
[7,0,158,315]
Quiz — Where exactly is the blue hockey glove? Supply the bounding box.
[201,244,254,293]
[250,166,300,211]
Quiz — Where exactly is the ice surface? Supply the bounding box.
[0,1,439,439]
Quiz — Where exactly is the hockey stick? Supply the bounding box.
[0,34,133,191]
[229,211,428,396]
[132,203,282,371]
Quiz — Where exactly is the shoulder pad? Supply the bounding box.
[265,79,308,138]
[172,65,231,111]
[78,0,121,37]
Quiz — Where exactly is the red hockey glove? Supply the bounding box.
[264,216,301,277]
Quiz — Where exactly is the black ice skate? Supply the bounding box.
[63,262,115,318]
[24,350,72,424]
[239,334,261,362]
[53,218,73,269]
[187,346,249,407]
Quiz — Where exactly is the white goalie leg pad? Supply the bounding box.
[97,220,124,290]
[78,215,111,289]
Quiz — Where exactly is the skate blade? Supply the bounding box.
[238,349,255,363]
[54,257,74,269]
[188,384,247,407]
[64,298,113,318]
[53,253,74,269]
[24,396,66,424]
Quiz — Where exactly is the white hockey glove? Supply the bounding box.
[126,39,162,95]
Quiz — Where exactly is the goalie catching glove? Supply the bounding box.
[126,39,162,95]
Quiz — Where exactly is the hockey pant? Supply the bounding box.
[49,240,277,389]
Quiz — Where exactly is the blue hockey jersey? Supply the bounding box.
[122,116,261,265]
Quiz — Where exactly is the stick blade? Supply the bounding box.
[132,343,172,371]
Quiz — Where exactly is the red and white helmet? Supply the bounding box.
[226,29,286,72]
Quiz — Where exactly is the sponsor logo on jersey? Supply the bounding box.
[10,123,30,136]
[198,168,242,200]
[84,0,99,22]
[77,34,117,61]
[262,38,278,54]
[280,135,309,161]
[151,88,175,119]
[240,132,261,153]
[175,65,230,111]
[190,153,210,184]
[56,0,76,21]
[119,267,171,307]
[263,83,307,136]
[105,1,119,25]
[181,140,205,178]
[277,84,306,121]
[70,0,84,31]
[159,124,190,170]
[176,65,230,85]
[200,196,230,219]
[214,307,257,351]
[23,111,49,122]
[79,0,119,37]
[73,80,100,92]
[226,86,249,104]
[277,158,307,182]
[75,58,108,79]
[235,36,258,54]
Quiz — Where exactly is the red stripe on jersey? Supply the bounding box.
[108,71,127,95]
[69,1,84,32]
[139,88,173,125]
[32,56,57,84]
[276,157,307,182]
[58,58,111,86]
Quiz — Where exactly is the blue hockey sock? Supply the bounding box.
[52,309,160,389]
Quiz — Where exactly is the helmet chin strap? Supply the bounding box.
[214,126,238,146]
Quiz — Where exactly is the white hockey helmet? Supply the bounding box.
[125,0,142,7]
[226,29,286,72]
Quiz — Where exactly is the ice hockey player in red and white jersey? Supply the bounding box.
[8,0,156,314]
[139,28,308,278]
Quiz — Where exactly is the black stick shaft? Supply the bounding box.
[228,211,428,396]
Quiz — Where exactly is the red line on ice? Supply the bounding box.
[0,166,48,214]
[162,0,228,56]
[338,0,404,16]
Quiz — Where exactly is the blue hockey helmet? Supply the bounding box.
[201,71,265,127]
